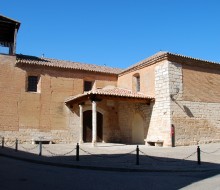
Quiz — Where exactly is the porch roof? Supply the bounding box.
[65,87,154,105]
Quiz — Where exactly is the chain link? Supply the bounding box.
[139,150,197,163]
[4,141,16,148]
[43,146,76,156]
[20,144,39,151]
[201,148,220,154]
[79,147,136,159]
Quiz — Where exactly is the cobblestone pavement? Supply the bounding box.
[0,142,220,172]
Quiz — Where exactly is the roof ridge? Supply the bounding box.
[167,52,220,64]
[16,54,123,74]
[120,51,220,75]
[120,51,168,74]
[19,54,122,69]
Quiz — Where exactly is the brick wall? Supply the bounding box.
[0,55,118,143]
[182,64,220,102]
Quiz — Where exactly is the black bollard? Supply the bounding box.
[197,146,201,165]
[171,125,175,147]
[15,139,18,152]
[76,143,79,161]
[39,141,42,156]
[2,137,4,148]
[136,145,139,165]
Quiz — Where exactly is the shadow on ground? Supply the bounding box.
[0,145,219,190]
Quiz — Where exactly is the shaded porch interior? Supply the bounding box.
[65,87,154,145]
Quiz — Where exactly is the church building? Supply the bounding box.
[1,15,220,146]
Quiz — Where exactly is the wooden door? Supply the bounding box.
[83,110,103,142]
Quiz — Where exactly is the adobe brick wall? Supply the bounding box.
[0,55,118,143]
[182,64,220,102]
[118,64,157,97]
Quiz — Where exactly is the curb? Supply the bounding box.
[1,152,219,173]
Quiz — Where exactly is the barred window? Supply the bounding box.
[27,76,39,92]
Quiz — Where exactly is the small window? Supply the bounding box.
[84,81,93,91]
[136,76,140,92]
[133,73,140,92]
[27,76,39,92]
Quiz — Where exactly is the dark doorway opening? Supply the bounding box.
[83,110,103,142]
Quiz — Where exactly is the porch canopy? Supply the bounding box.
[65,87,154,105]
[65,87,154,145]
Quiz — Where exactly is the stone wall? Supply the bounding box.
[118,101,153,144]
[146,60,173,146]
[171,62,220,146]
[147,60,220,146]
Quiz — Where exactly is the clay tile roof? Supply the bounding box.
[120,51,220,75]
[65,87,154,103]
[16,54,122,75]
[89,87,153,98]
[119,51,168,75]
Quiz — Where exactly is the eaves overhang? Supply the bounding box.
[65,87,154,105]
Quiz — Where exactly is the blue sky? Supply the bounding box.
[1,0,220,68]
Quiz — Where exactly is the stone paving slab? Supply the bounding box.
[0,142,220,172]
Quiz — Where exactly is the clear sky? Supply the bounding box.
[1,0,220,68]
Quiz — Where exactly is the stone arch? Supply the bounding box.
[132,113,145,144]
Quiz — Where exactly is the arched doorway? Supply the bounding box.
[83,110,103,142]
[132,113,144,144]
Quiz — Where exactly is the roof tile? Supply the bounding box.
[16,54,122,75]
[65,87,154,103]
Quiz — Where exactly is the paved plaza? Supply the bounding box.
[0,142,220,172]
[0,143,220,189]
[0,142,220,190]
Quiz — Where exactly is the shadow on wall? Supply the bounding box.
[183,105,194,118]
[172,98,194,118]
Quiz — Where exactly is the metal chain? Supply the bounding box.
[43,146,76,156]
[4,141,16,148]
[139,150,197,163]
[181,151,197,160]
[201,148,220,154]
[20,144,39,151]
[79,147,136,159]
